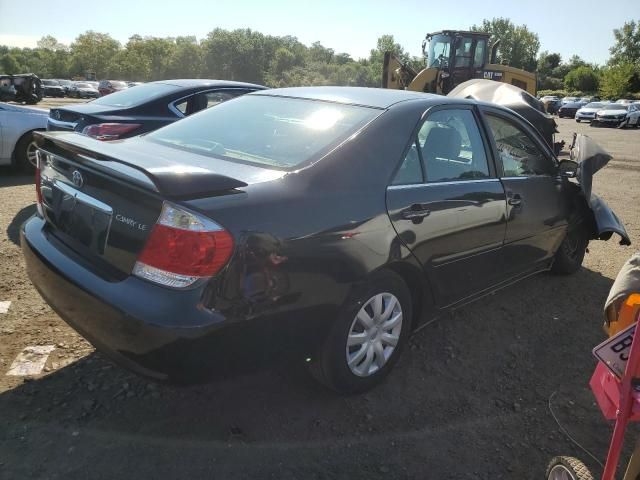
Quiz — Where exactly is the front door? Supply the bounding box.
[480,107,572,277]
[386,106,507,308]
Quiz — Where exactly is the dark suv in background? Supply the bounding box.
[47,79,266,140]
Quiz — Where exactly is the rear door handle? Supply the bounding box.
[401,204,431,220]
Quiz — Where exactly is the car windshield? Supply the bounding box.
[606,104,628,111]
[57,80,72,86]
[147,95,380,170]
[75,83,92,88]
[42,80,58,85]
[91,83,177,107]
[585,102,605,108]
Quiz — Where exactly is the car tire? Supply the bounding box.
[551,220,589,275]
[14,130,40,172]
[310,270,413,394]
[575,119,580,123]
[545,456,593,480]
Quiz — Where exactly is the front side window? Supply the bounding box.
[417,109,490,182]
[454,37,474,68]
[485,114,556,177]
[149,95,380,170]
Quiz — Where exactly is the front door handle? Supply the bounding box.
[401,204,431,221]
[507,193,523,207]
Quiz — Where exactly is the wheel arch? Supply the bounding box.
[379,260,434,331]
[11,128,45,165]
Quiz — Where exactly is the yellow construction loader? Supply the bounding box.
[382,30,537,95]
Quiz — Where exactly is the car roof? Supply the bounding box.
[152,79,266,89]
[251,86,448,109]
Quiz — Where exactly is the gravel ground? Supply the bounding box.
[0,118,638,479]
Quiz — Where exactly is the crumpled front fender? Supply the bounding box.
[589,193,631,245]
[571,134,631,246]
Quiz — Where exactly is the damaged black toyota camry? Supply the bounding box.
[21,86,630,393]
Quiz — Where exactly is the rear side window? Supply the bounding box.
[485,114,556,177]
[148,95,380,170]
[392,142,423,185]
[418,109,490,182]
[173,90,243,116]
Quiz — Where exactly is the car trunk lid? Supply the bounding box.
[34,132,277,278]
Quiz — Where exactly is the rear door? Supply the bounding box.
[480,107,571,277]
[386,106,508,308]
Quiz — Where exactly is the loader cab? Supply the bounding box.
[424,31,490,94]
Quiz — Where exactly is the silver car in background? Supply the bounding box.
[575,102,606,123]
[0,102,48,169]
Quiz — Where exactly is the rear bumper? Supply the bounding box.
[21,216,329,382]
[21,216,238,382]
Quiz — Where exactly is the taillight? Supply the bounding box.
[35,150,44,217]
[133,202,234,288]
[82,123,142,141]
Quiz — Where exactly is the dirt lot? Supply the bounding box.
[0,118,638,479]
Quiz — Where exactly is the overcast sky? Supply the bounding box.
[1,0,638,65]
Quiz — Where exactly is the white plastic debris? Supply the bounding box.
[0,301,11,314]
[6,345,55,376]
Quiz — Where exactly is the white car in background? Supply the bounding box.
[0,102,48,169]
[593,103,640,128]
[575,102,606,123]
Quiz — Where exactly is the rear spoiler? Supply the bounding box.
[34,131,248,198]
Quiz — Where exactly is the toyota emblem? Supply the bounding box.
[71,170,84,188]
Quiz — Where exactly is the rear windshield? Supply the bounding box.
[42,80,59,86]
[92,83,176,107]
[585,102,604,108]
[147,95,381,170]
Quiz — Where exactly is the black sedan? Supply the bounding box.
[23,87,629,393]
[47,79,266,140]
[68,82,100,99]
[558,101,586,118]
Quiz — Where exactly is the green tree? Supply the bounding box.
[166,36,203,78]
[471,18,540,71]
[37,35,68,52]
[271,47,297,75]
[564,66,599,92]
[369,34,410,65]
[1,53,21,74]
[537,51,561,74]
[70,31,121,78]
[609,20,640,66]
[600,63,636,98]
[202,28,269,83]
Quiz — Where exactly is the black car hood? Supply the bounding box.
[572,134,631,245]
[448,79,558,149]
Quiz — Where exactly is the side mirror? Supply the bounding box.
[558,159,578,178]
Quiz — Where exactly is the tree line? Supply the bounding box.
[1,18,639,98]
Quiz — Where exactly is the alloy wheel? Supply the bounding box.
[346,292,402,377]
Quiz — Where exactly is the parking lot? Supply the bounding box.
[0,117,638,479]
